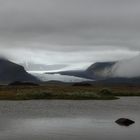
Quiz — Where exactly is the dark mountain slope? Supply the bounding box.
[0,58,39,84]
[86,62,116,79]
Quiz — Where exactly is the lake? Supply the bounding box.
[0,97,140,140]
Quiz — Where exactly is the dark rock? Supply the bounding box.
[115,118,135,126]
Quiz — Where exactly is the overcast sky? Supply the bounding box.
[0,0,140,69]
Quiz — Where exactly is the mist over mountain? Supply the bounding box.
[0,58,39,84]
[47,61,117,80]
[1,55,140,85]
[86,55,140,79]
[47,55,140,82]
[20,62,67,71]
[1,0,140,85]
[32,73,92,83]
[0,0,140,70]
[86,62,116,79]
[111,55,140,78]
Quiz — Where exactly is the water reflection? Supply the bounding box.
[0,97,139,140]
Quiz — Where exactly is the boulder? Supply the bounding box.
[115,118,135,126]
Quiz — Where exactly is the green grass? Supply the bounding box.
[16,91,118,100]
[0,84,140,100]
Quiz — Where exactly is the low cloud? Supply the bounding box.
[0,0,140,73]
[0,46,139,70]
[112,55,140,78]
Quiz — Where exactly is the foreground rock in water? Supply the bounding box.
[115,118,135,126]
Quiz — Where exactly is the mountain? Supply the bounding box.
[86,62,116,79]
[45,61,140,85]
[47,61,116,80]
[0,58,39,84]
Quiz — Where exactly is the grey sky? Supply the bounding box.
[0,0,140,69]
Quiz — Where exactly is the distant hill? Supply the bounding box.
[47,61,117,80]
[0,58,39,84]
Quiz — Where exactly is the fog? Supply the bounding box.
[112,55,140,78]
[0,47,139,71]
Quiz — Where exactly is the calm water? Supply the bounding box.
[0,97,140,140]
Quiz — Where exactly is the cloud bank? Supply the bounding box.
[112,55,140,78]
[0,0,140,75]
